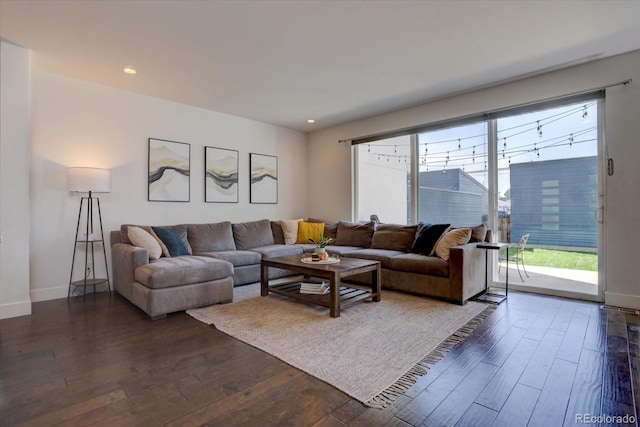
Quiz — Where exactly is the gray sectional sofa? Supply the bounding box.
[110,218,489,319]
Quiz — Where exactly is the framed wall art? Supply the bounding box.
[205,146,239,203]
[148,138,191,202]
[249,153,278,204]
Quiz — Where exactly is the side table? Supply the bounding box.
[475,242,509,304]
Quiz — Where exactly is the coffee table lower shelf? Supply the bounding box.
[267,281,376,311]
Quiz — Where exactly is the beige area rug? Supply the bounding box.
[187,284,493,408]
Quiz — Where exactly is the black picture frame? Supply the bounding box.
[148,138,191,202]
[205,146,239,203]
[249,153,278,204]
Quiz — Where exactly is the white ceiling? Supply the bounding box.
[2,1,640,132]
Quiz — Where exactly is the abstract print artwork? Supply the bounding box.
[205,147,239,203]
[148,138,191,202]
[249,153,278,204]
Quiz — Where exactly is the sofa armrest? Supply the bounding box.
[112,242,149,299]
[448,242,486,304]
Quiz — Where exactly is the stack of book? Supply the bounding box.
[299,282,330,295]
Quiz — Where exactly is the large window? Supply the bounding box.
[354,95,600,243]
[417,122,488,226]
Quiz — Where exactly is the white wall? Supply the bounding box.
[29,71,308,302]
[308,50,640,310]
[0,40,32,319]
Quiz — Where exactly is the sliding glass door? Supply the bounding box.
[495,100,601,299]
[353,94,604,301]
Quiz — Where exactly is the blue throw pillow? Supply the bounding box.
[411,224,451,256]
[152,226,188,257]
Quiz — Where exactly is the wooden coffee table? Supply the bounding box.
[260,254,381,318]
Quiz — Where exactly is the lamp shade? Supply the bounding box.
[68,167,111,193]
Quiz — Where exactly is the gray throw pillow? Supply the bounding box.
[187,222,236,253]
[334,221,375,247]
[371,224,419,252]
[232,219,275,249]
[307,218,338,240]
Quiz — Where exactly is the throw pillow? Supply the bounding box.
[410,223,451,256]
[435,228,472,261]
[452,224,488,243]
[232,219,275,250]
[371,224,419,252]
[334,221,375,247]
[279,219,303,245]
[307,218,338,240]
[169,225,193,255]
[152,226,188,257]
[149,228,171,257]
[186,222,236,253]
[296,221,325,244]
[128,226,163,260]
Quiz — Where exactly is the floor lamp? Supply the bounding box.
[68,167,111,297]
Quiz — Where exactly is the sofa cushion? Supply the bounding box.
[128,226,163,260]
[187,222,236,253]
[250,244,304,259]
[199,250,261,267]
[389,253,449,278]
[296,221,325,245]
[435,228,472,261]
[452,224,487,243]
[135,256,233,289]
[343,248,405,269]
[169,225,193,255]
[371,224,419,252]
[123,224,193,255]
[152,226,188,257]
[307,218,338,240]
[271,221,285,244]
[279,219,303,244]
[232,219,275,249]
[410,223,451,256]
[334,221,375,247]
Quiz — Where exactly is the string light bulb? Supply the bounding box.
[582,105,588,121]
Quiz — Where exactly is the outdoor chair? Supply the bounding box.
[499,233,530,281]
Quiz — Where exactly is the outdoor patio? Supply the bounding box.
[497,262,598,297]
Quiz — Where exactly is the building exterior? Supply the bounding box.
[510,156,598,248]
[417,169,488,226]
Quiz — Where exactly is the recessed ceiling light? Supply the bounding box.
[123,67,137,75]
[307,119,315,123]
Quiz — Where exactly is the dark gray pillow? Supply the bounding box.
[371,224,419,252]
[232,219,275,250]
[307,218,338,240]
[271,221,285,245]
[187,222,236,253]
[334,221,375,247]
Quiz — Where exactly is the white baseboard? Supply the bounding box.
[0,299,32,319]
[30,285,68,302]
[605,291,640,311]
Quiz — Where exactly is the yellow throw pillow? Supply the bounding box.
[279,218,302,244]
[435,228,472,261]
[297,221,325,245]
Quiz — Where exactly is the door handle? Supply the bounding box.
[595,206,603,223]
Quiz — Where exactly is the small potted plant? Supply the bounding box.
[309,234,334,260]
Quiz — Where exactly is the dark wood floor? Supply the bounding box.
[1,289,638,426]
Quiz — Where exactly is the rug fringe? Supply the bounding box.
[364,304,496,409]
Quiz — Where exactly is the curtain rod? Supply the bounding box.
[338,78,632,144]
